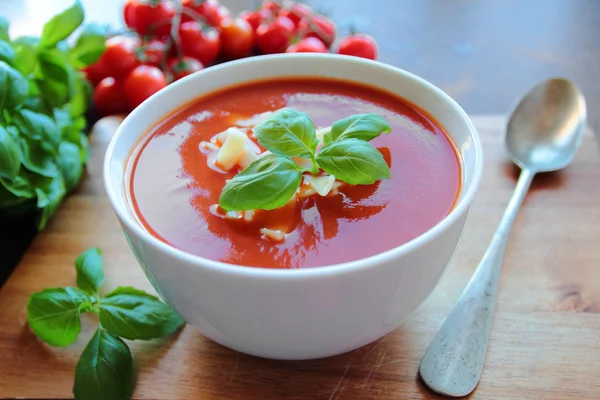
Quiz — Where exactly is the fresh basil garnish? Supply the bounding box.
[324,113,392,144]
[253,107,319,159]
[317,138,391,185]
[219,154,303,211]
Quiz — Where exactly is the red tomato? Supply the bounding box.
[137,39,167,67]
[286,37,327,53]
[123,0,136,27]
[240,8,272,31]
[297,15,336,47]
[179,21,221,65]
[261,0,281,14]
[255,16,295,54]
[127,0,175,36]
[82,61,109,86]
[279,3,313,29]
[93,77,129,116]
[181,0,230,26]
[336,34,378,60]
[219,17,254,59]
[167,56,203,81]
[123,65,168,109]
[97,36,141,79]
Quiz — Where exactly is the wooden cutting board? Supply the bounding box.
[1,116,599,400]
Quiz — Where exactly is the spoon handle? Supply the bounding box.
[419,168,535,397]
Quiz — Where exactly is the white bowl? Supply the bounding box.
[104,54,483,360]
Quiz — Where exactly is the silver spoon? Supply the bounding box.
[418,78,587,397]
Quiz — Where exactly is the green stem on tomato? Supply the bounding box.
[160,0,184,75]
[181,7,212,27]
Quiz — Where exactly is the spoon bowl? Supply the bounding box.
[506,78,587,172]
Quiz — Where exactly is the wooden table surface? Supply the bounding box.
[1,115,599,399]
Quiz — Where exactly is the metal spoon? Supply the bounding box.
[418,78,587,397]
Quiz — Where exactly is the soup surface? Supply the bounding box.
[128,78,461,269]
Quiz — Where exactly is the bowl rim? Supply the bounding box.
[103,53,484,280]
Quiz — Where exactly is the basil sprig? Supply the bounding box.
[0,1,107,229]
[27,248,185,400]
[219,108,392,211]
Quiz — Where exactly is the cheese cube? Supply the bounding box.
[304,174,336,196]
[216,128,246,171]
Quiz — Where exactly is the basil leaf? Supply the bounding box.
[26,287,87,347]
[0,125,21,179]
[22,97,49,114]
[253,108,318,158]
[11,36,38,76]
[75,247,104,295]
[0,180,30,208]
[316,138,391,185]
[219,154,303,211]
[40,0,84,48]
[98,287,185,341]
[73,329,133,400]
[66,286,92,305]
[0,17,9,42]
[35,173,66,229]
[68,23,108,67]
[36,50,71,107]
[0,61,28,110]
[13,109,61,147]
[0,40,15,66]
[0,170,35,199]
[66,73,91,117]
[18,136,59,177]
[53,108,72,135]
[58,142,83,192]
[325,113,392,144]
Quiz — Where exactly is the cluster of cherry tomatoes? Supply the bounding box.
[86,0,379,117]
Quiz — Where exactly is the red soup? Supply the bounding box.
[127,78,461,269]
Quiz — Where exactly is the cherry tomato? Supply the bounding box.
[127,0,175,36]
[93,77,129,116]
[181,0,230,26]
[279,3,313,30]
[137,39,167,67]
[123,0,136,27]
[336,34,378,60]
[167,56,203,81]
[286,37,327,53]
[261,0,281,14]
[255,16,295,54]
[240,8,272,31]
[179,21,221,65]
[123,65,168,109]
[219,17,254,59]
[97,35,141,79]
[82,61,109,86]
[297,15,336,47]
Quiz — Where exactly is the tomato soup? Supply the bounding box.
[127,78,461,269]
